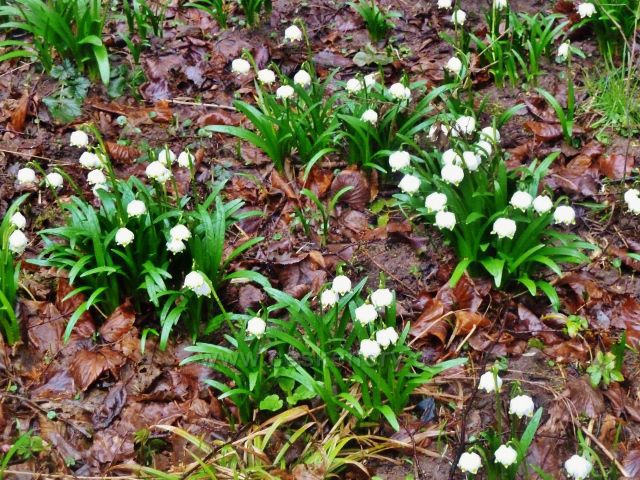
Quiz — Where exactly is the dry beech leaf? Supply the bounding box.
[598,153,633,180]
[410,298,448,344]
[70,349,125,391]
[8,91,30,133]
[524,121,563,141]
[329,169,370,211]
[99,299,136,343]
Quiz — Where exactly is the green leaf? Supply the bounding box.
[480,257,505,288]
[376,405,400,431]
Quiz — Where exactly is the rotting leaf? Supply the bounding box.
[623,447,640,477]
[99,299,136,343]
[621,297,640,348]
[8,91,30,133]
[70,348,125,391]
[565,377,605,417]
[92,382,127,429]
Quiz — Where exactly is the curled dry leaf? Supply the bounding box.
[329,168,370,211]
[410,298,448,344]
[453,311,490,336]
[8,90,30,133]
[105,142,141,164]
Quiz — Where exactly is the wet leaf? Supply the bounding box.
[93,382,127,429]
[70,348,125,391]
[99,299,136,343]
[623,447,640,477]
[621,297,640,349]
[598,153,633,180]
[565,377,605,417]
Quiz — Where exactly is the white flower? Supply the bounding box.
[565,455,593,480]
[8,230,28,254]
[494,445,518,467]
[257,68,276,84]
[554,205,576,225]
[375,327,399,349]
[16,168,36,185]
[451,9,467,25]
[363,73,377,87]
[87,169,107,186]
[463,151,481,171]
[425,192,448,213]
[371,288,393,308]
[170,224,191,242]
[399,174,421,194]
[478,371,502,392]
[166,238,186,254]
[284,25,303,42]
[332,275,352,295]
[491,217,517,239]
[246,317,266,337]
[623,188,639,204]
[480,126,501,142]
[494,0,508,10]
[510,191,533,211]
[627,195,640,214]
[442,149,462,166]
[441,164,464,186]
[389,151,411,171]
[231,58,251,75]
[509,394,535,418]
[157,148,176,165]
[93,183,109,196]
[126,200,146,218]
[45,172,63,189]
[70,130,89,148]
[10,212,26,230]
[177,151,195,168]
[361,109,378,125]
[115,227,134,247]
[452,116,476,137]
[475,140,493,157]
[79,152,103,169]
[445,56,463,75]
[458,452,482,475]
[577,2,596,19]
[346,78,363,93]
[321,289,339,309]
[437,0,453,9]
[276,85,295,100]
[146,161,172,184]
[388,83,411,100]
[359,339,381,360]
[533,195,554,214]
[558,41,571,61]
[293,70,311,87]
[435,210,456,230]
[183,271,211,297]
[355,303,378,325]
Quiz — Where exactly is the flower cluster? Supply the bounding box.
[320,275,399,361]
[8,211,28,255]
[146,147,193,185]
